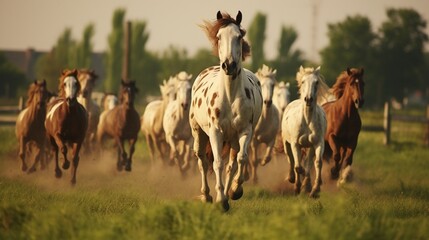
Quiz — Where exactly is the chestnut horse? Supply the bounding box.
[97,80,140,171]
[45,69,88,184]
[16,80,49,173]
[323,67,365,185]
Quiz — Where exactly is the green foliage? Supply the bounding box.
[71,24,95,69]
[0,52,27,98]
[248,12,267,71]
[104,8,126,93]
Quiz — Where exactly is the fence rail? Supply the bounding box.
[0,97,23,125]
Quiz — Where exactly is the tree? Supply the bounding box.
[320,15,378,106]
[35,28,76,92]
[248,12,266,71]
[377,8,428,104]
[104,8,125,93]
[0,52,27,98]
[71,24,95,69]
[158,45,189,81]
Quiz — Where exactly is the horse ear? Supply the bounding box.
[42,79,46,86]
[299,65,304,73]
[273,69,277,76]
[286,82,290,88]
[360,67,364,75]
[315,66,321,74]
[347,67,352,76]
[33,80,38,85]
[236,11,242,25]
[217,11,222,20]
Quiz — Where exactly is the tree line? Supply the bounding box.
[1,8,427,108]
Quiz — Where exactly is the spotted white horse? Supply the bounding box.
[141,77,175,166]
[273,81,291,153]
[190,11,262,211]
[248,64,280,183]
[163,71,193,175]
[282,66,329,198]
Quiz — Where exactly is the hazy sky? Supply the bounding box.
[1,0,428,61]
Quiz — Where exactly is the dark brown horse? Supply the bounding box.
[97,80,140,171]
[323,67,365,185]
[45,69,88,185]
[15,80,49,173]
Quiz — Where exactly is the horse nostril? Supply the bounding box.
[222,62,228,71]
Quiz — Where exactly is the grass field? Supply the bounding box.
[1,110,428,239]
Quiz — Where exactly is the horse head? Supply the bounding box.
[175,71,192,111]
[274,81,290,113]
[347,67,365,109]
[102,93,118,111]
[256,64,277,108]
[297,66,328,108]
[60,69,80,106]
[119,79,138,107]
[27,79,48,109]
[78,69,98,98]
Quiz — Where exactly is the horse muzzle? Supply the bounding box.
[181,103,189,111]
[304,97,313,107]
[264,100,273,107]
[66,97,77,106]
[222,60,237,76]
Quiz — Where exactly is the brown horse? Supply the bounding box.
[97,80,140,171]
[322,67,365,185]
[45,69,88,185]
[15,80,49,173]
[77,69,100,154]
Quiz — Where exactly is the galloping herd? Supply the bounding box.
[14,11,365,211]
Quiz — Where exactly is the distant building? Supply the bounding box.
[1,48,105,83]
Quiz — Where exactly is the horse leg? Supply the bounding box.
[339,146,355,185]
[114,137,126,171]
[51,137,62,178]
[290,143,303,195]
[229,129,253,201]
[261,139,275,166]
[248,140,258,184]
[181,138,193,172]
[145,134,156,167]
[52,133,69,170]
[310,144,323,198]
[327,133,340,179]
[18,137,28,171]
[192,127,212,203]
[284,141,295,183]
[125,138,137,172]
[302,148,314,193]
[27,143,42,174]
[70,143,82,185]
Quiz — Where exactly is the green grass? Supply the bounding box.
[1,110,429,239]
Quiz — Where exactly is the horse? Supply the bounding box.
[141,77,175,166]
[163,71,193,175]
[322,67,365,185]
[97,93,118,146]
[97,80,140,171]
[273,81,291,153]
[248,64,280,183]
[77,69,100,153]
[45,69,88,184]
[189,11,262,211]
[281,66,329,198]
[15,80,49,173]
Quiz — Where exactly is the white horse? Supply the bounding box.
[141,77,175,166]
[282,66,329,198]
[248,64,280,183]
[189,11,262,211]
[163,71,193,175]
[97,93,118,144]
[273,81,291,153]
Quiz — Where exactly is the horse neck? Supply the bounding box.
[339,86,358,116]
[220,68,243,103]
[27,101,46,121]
[302,100,316,124]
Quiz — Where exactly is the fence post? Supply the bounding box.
[383,101,391,145]
[424,104,429,147]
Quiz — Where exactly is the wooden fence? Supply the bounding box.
[381,102,429,146]
[0,97,23,126]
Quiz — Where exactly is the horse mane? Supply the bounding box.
[58,69,80,98]
[296,66,330,105]
[200,11,251,60]
[78,68,98,81]
[26,80,46,107]
[256,64,277,80]
[331,68,363,99]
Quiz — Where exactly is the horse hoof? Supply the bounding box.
[195,194,213,203]
[217,199,230,212]
[330,168,339,180]
[295,166,304,175]
[261,157,271,166]
[55,169,62,178]
[302,178,312,193]
[27,167,36,174]
[229,186,244,200]
[71,179,76,185]
[125,164,132,172]
[62,161,70,170]
[309,191,320,199]
[287,175,295,184]
[21,165,28,172]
